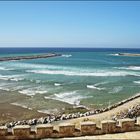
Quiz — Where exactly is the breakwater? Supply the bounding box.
[0,117,140,139]
[117,53,140,56]
[0,53,61,62]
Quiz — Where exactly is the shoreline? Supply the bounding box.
[1,93,140,128]
[0,53,61,62]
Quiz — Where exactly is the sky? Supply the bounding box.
[0,1,140,48]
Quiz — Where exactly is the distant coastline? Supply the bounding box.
[117,53,140,57]
[0,53,61,62]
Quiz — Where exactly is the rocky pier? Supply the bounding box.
[0,53,61,62]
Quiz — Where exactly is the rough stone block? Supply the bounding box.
[58,123,75,137]
[12,125,31,137]
[80,121,96,135]
[101,120,116,134]
[118,118,135,132]
[36,124,53,138]
[137,117,140,125]
[0,126,8,136]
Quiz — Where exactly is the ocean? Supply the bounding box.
[0,48,140,114]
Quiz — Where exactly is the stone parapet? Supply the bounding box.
[80,121,96,135]
[12,125,31,139]
[137,117,140,125]
[101,120,116,134]
[58,123,75,137]
[0,126,8,136]
[0,117,140,139]
[35,124,53,138]
[118,118,135,132]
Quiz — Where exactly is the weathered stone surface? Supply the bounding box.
[1,117,140,139]
[12,125,31,137]
[80,121,96,135]
[58,123,75,137]
[101,120,116,134]
[118,118,135,132]
[137,117,140,125]
[0,126,8,136]
[35,124,53,138]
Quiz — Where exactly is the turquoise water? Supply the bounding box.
[0,48,140,113]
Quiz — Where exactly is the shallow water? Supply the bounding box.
[0,48,140,113]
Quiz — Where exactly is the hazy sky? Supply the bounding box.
[0,1,140,48]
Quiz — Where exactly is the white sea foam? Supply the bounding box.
[38,108,58,114]
[36,80,41,83]
[61,54,72,58]
[7,62,140,77]
[133,81,140,84]
[87,85,104,90]
[94,81,109,86]
[44,91,91,106]
[0,66,14,71]
[11,102,28,109]
[0,83,19,91]
[0,86,10,91]
[54,83,61,86]
[26,69,140,77]
[7,62,69,70]
[10,77,24,81]
[0,74,25,81]
[117,66,140,71]
[12,86,24,91]
[110,53,119,56]
[11,102,32,110]
[109,86,123,94]
[18,87,48,96]
[0,82,27,92]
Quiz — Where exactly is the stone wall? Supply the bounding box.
[0,117,140,140]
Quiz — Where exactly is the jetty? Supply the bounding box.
[0,53,61,62]
[118,53,140,57]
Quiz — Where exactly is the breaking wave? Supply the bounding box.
[11,102,32,110]
[18,87,48,96]
[27,69,140,77]
[87,85,104,90]
[133,81,140,84]
[117,66,140,71]
[0,74,25,81]
[0,66,14,71]
[61,54,72,58]
[44,91,91,106]
[109,86,123,94]
[110,53,119,56]
[54,83,62,86]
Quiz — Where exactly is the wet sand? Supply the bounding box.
[0,91,47,124]
[0,88,140,126]
[0,103,47,124]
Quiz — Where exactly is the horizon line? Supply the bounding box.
[0,47,140,49]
